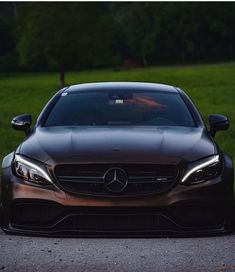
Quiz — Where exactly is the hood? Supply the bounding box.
[19,126,216,165]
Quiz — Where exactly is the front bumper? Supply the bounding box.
[3,201,227,237]
[1,169,233,237]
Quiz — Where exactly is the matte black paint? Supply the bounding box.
[0,82,234,236]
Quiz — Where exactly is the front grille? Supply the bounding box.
[11,201,64,227]
[56,213,176,231]
[11,204,224,231]
[54,164,178,196]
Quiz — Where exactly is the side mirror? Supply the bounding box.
[11,114,32,136]
[208,114,229,137]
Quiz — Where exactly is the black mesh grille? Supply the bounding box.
[55,164,178,196]
[56,213,176,231]
[11,202,64,226]
[11,204,224,231]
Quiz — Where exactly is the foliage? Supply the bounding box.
[0,2,235,80]
[15,3,111,86]
[0,10,17,71]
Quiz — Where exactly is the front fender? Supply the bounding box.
[222,152,234,195]
[1,151,15,202]
[1,151,14,196]
[2,152,14,170]
[1,152,14,226]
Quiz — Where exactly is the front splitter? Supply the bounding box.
[2,224,228,238]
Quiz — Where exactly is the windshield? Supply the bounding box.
[44,90,195,127]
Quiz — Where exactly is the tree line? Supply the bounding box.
[1,2,235,86]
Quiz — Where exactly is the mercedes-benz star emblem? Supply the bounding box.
[104,168,128,193]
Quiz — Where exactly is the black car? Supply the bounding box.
[0,82,234,236]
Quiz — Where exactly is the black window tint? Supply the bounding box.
[44,91,195,127]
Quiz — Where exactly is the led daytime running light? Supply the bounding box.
[181,155,219,183]
[15,154,52,183]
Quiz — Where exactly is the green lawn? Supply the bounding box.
[1,62,235,171]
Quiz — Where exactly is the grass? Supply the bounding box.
[0,62,235,175]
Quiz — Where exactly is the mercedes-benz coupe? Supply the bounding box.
[1,82,234,236]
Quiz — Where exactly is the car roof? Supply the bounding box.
[66,82,179,94]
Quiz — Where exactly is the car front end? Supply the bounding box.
[1,82,234,236]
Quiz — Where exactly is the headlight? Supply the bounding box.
[13,154,52,185]
[181,155,220,184]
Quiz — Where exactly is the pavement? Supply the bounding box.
[0,230,235,272]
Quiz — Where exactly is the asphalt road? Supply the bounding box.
[0,230,234,272]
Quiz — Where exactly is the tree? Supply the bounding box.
[112,3,161,66]
[1,2,235,74]
[0,3,18,71]
[16,3,105,87]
